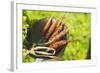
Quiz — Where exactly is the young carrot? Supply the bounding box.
[49,23,64,41]
[50,29,69,43]
[49,14,65,40]
[49,40,68,50]
[56,14,65,28]
[42,17,52,36]
[45,20,57,39]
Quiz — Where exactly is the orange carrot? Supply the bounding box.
[49,40,68,50]
[56,14,65,28]
[49,14,65,40]
[49,23,64,41]
[50,29,69,43]
[42,17,52,36]
[45,20,57,39]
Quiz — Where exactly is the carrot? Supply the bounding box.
[49,40,68,50]
[56,14,65,28]
[49,14,65,40]
[50,29,69,43]
[49,23,64,41]
[42,17,52,36]
[45,20,57,39]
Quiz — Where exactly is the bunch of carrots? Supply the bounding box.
[23,15,69,59]
[42,15,69,53]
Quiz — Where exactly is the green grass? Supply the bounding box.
[22,10,91,62]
